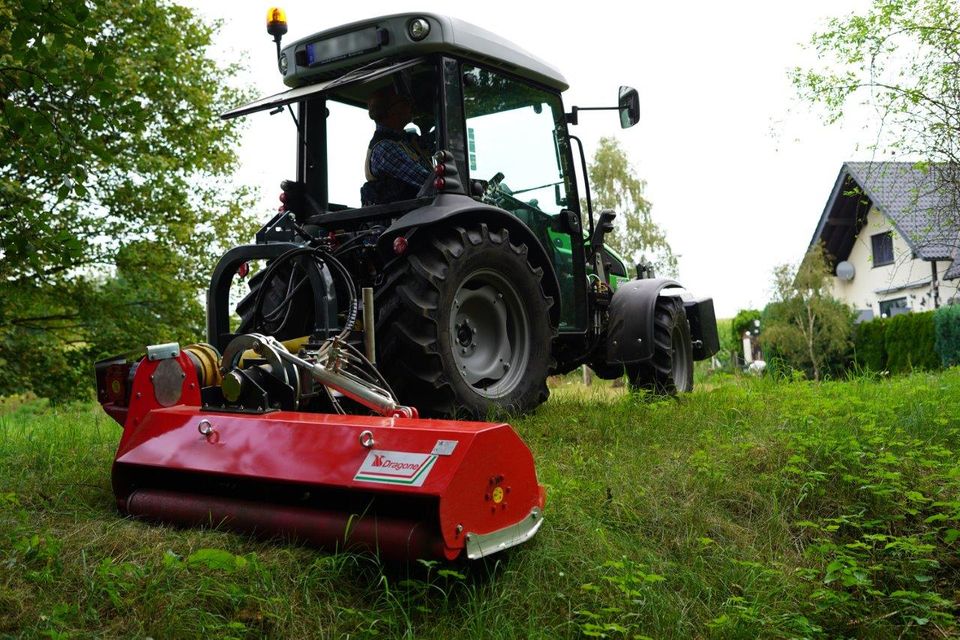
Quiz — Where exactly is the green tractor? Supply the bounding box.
[211,11,719,417]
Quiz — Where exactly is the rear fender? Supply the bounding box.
[377,194,562,327]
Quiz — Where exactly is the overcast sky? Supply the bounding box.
[188,0,876,317]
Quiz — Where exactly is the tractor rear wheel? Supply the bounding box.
[376,224,554,418]
[627,297,693,395]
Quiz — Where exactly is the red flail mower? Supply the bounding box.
[96,334,545,561]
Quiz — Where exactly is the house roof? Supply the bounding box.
[810,162,960,279]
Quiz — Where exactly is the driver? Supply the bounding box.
[360,86,432,206]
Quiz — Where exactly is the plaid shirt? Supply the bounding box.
[369,125,431,191]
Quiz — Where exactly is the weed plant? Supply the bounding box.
[1,372,958,638]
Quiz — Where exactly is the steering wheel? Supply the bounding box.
[481,172,506,203]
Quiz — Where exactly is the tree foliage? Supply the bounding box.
[0,0,256,399]
[731,309,761,345]
[792,0,960,214]
[587,137,676,276]
[760,245,855,380]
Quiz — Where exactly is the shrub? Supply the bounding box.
[760,297,854,380]
[730,309,761,345]
[885,310,939,373]
[934,304,960,367]
[854,317,887,371]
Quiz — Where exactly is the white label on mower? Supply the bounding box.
[354,450,437,487]
[431,440,458,456]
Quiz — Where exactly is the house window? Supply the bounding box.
[879,297,908,318]
[871,232,894,266]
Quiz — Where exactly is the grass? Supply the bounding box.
[1,371,959,638]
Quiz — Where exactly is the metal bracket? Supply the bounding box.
[464,507,543,559]
[147,343,181,362]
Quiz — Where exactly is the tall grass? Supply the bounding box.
[1,372,958,638]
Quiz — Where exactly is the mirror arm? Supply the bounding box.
[565,105,619,125]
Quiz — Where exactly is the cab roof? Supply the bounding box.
[278,13,569,92]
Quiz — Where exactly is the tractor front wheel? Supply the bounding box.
[376,224,554,418]
[627,297,693,395]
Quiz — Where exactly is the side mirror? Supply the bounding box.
[619,86,639,129]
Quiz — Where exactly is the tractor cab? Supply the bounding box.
[223,12,639,334]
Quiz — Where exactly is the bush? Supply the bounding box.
[854,317,887,371]
[730,309,761,345]
[934,304,960,367]
[760,298,854,380]
[885,310,939,373]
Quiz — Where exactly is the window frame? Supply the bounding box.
[879,297,908,318]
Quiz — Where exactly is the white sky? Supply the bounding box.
[188,0,876,317]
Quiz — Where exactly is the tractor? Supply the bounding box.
[216,11,719,419]
[93,10,719,562]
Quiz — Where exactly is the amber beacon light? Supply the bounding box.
[266,7,288,38]
[267,8,288,72]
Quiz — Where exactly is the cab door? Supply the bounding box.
[455,62,587,332]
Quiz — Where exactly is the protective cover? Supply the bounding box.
[108,351,546,560]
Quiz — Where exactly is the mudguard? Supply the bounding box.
[377,193,562,327]
[605,279,720,365]
[605,278,681,365]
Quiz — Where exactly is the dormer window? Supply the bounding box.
[871,232,894,266]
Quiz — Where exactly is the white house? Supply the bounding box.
[810,162,960,321]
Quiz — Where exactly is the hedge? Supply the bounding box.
[886,310,939,373]
[855,310,940,373]
[935,304,960,367]
[855,318,887,371]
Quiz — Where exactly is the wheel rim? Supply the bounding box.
[671,323,692,392]
[450,269,530,399]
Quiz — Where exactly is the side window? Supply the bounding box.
[461,65,569,216]
[326,99,371,208]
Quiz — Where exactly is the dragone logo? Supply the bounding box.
[355,449,437,487]
[372,454,420,472]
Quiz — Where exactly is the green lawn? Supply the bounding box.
[2,372,959,639]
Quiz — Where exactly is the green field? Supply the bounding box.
[2,372,959,639]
